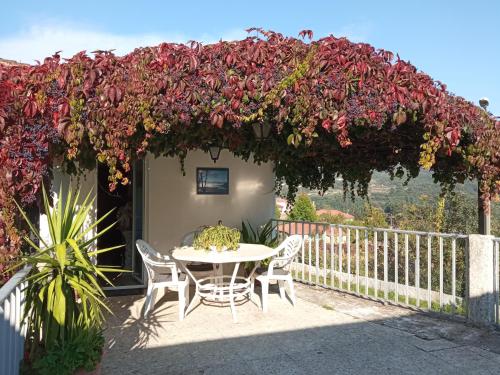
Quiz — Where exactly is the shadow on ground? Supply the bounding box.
[102,284,500,375]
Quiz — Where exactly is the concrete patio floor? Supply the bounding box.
[102,283,500,374]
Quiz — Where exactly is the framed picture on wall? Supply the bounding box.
[196,168,229,195]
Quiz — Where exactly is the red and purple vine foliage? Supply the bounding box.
[0,29,499,282]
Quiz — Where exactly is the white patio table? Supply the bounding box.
[171,243,277,322]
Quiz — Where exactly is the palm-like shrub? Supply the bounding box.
[14,186,121,349]
[241,220,278,247]
[241,220,279,272]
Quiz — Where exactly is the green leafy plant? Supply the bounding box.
[28,326,104,375]
[241,220,278,247]
[241,220,279,271]
[13,185,122,352]
[193,225,240,251]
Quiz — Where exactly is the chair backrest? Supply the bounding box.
[180,226,207,247]
[136,240,179,283]
[136,239,177,268]
[180,231,197,247]
[270,234,304,271]
[277,234,303,258]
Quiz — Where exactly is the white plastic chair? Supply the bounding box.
[136,240,189,321]
[180,230,198,247]
[251,235,303,313]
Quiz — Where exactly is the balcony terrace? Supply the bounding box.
[102,281,500,375]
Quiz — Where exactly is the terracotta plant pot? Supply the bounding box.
[74,361,101,375]
[75,361,101,375]
[209,245,228,252]
[74,351,104,375]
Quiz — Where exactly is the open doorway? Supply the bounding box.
[97,160,145,291]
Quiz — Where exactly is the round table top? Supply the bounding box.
[171,243,277,263]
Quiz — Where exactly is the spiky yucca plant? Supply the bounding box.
[241,220,279,272]
[14,185,122,349]
[241,220,278,247]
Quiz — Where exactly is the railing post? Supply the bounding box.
[466,234,496,326]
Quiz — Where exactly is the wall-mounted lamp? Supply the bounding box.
[252,120,271,141]
[208,145,222,163]
[479,97,489,110]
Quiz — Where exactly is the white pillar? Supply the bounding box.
[39,168,70,245]
[39,167,97,247]
[467,234,496,326]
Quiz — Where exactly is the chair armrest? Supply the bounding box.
[146,260,181,283]
[146,257,177,267]
[270,256,289,264]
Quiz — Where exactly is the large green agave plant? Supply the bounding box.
[241,220,279,272]
[241,220,278,247]
[14,185,122,349]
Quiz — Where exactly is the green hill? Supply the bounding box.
[291,170,499,235]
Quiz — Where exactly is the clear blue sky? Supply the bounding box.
[1,0,498,114]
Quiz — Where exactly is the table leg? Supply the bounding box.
[247,260,261,279]
[178,261,201,317]
[247,261,261,305]
[176,259,255,322]
[213,263,224,300]
[179,261,197,284]
[229,262,240,322]
[185,291,201,317]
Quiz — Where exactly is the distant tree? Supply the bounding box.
[434,197,446,232]
[442,192,477,234]
[318,213,346,224]
[394,192,477,296]
[396,193,477,234]
[395,195,435,231]
[359,203,389,228]
[288,193,317,222]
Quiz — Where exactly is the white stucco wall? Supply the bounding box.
[42,151,275,255]
[40,167,97,246]
[145,150,275,252]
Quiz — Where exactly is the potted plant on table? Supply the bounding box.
[13,186,122,375]
[193,224,241,252]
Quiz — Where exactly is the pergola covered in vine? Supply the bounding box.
[1,29,499,272]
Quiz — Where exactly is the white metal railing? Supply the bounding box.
[0,266,30,375]
[273,219,468,318]
[494,237,500,327]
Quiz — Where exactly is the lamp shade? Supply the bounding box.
[209,145,221,163]
[252,121,271,140]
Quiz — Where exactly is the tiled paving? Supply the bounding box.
[102,284,500,374]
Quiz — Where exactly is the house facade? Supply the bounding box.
[42,150,275,291]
